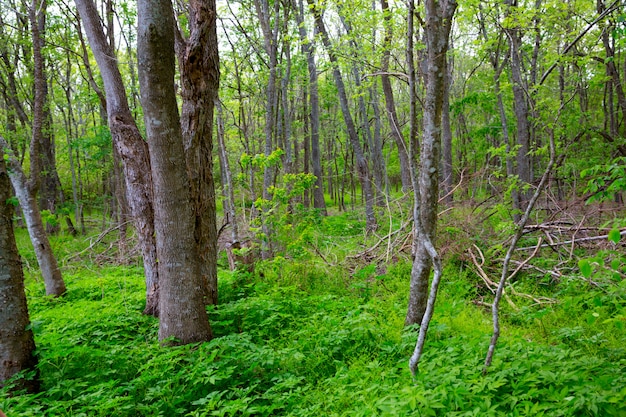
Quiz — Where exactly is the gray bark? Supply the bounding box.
[405,0,455,327]
[0,158,39,393]
[295,0,326,214]
[407,0,456,375]
[175,0,220,305]
[137,0,212,343]
[504,0,532,212]
[254,0,280,259]
[74,0,159,316]
[216,99,239,245]
[380,0,411,193]
[308,0,377,232]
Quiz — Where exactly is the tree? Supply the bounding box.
[294,0,326,214]
[405,0,456,332]
[175,0,221,305]
[74,0,159,315]
[137,0,212,343]
[0,154,39,393]
[0,0,66,297]
[308,0,378,232]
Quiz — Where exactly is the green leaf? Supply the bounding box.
[578,259,592,278]
[608,229,621,244]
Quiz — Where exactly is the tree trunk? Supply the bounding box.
[39,20,63,235]
[0,1,67,297]
[405,0,455,326]
[504,0,532,213]
[295,0,326,214]
[380,0,411,194]
[137,0,212,344]
[254,0,280,259]
[308,0,377,232]
[74,0,159,316]
[0,158,39,393]
[216,99,239,245]
[176,0,220,305]
[441,59,454,204]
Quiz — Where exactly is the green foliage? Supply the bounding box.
[2,217,626,417]
[581,157,626,203]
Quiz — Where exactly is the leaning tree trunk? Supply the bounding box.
[74,0,159,316]
[176,0,220,306]
[308,0,377,232]
[138,0,212,344]
[0,158,39,394]
[0,0,67,297]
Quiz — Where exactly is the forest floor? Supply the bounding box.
[2,203,626,416]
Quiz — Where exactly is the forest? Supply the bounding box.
[1,0,626,414]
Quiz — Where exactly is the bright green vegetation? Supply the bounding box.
[2,212,626,416]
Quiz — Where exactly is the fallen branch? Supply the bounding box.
[516,229,626,251]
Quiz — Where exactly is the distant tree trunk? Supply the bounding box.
[216,99,239,245]
[295,0,326,214]
[380,0,410,193]
[175,0,220,305]
[504,0,532,214]
[37,1,63,235]
[0,158,39,394]
[0,1,67,297]
[308,0,377,232]
[370,82,387,206]
[255,0,280,259]
[74,0,159,316]
[405,0,455,326]
[441,58,454,204]
[138,0,212,343]
[338,10,386,207]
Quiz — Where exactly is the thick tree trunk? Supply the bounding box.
[176,0,220,305]
[138,0,212,344]
[0,158,39,393]
[74,0,159,316]
[295,0,326,214]
[405,0,455,326]
[308,0,377,232]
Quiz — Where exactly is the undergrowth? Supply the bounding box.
[2,211,626,416]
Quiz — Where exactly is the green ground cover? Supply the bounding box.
[2,212,626,416]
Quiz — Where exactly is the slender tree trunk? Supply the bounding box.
[38,10,63,234]
[380,0,411,193]
[0,0,67,297]
[295,0,326,214]
[504,0,532,213]
[216,99,239,245]
[138,0,212,344]
[74,0,159,316]
[441,59,454,204]
[405,0,455,326]
[0,158,39,393]
[308,0,377,232]
[254,0,280,258]
[176,0,220,305]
